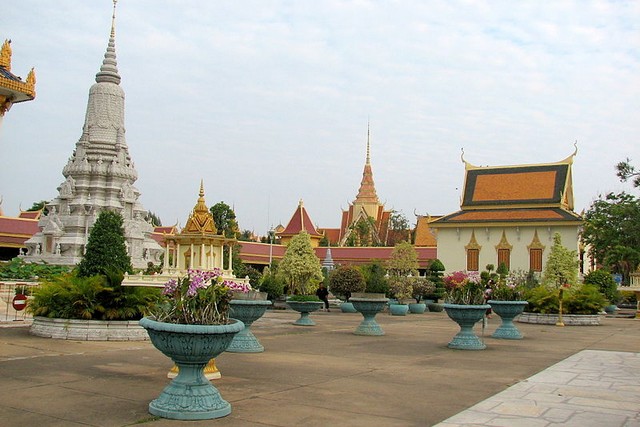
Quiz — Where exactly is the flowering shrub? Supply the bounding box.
[488,272,527,301]
[153,268,251,325]
[443,271,485,305]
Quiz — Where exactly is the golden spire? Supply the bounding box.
[182,181,217,234]
[0,40,11,70]
[355,124,379,204]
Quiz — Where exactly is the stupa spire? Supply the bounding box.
[95,0,121,85]
[355,123,379,204]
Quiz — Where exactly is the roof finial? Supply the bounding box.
[199,179,205,197]
[95,0,121,84]
[366,119,371,165]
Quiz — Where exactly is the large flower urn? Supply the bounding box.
[139,317,244,420]
[488,300,528,339]
[227,299,272,352]
[443,304,490,350]
[351,294,389,336]
[286,300,324,326]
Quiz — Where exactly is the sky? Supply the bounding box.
[1,1,639,237]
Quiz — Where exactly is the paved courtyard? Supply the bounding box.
[0,309,638,426]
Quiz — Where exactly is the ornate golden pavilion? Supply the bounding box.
[0,40,35,116]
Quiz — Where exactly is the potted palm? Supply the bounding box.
[443,270,489,350]
[140,269,250,420]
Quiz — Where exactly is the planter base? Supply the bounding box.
[149,369,231,420]
[351,297,388,336]
[444,304,490,350]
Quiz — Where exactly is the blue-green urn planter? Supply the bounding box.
[408,303,427,314]
[139,317,244,420]
[286,300,323,326]
[443,304,490,350]
[351,295,389,335]
[488,300,528,339]
[340,302,358,313]
[390,303,409,316]
[228,299,272,352]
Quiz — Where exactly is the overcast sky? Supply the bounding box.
[1,1,638,236]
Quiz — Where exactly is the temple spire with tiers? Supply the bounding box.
[338,124,391,246]
[22,1,162,268]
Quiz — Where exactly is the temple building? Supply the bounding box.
[22,2,162,269]
[277,199,323,248]
[430,149,583,273]
[319,126,392,246]
[0,39,36,119]
[162,182,237,274]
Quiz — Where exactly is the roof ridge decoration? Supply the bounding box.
[182,180,218,235]
[0,39,36,115]
[0,39,11,70]
[95,0,121,85]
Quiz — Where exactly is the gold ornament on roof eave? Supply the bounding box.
[0,39,36,115]
[182,181,218,234]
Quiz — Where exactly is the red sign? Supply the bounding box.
[12,294,28,311]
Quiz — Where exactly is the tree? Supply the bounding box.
[387,210,410,246]
[542,233,579,288]
[359,260,389,294]
[277,231,324,295]
[582,192,640,283]
[27,200,49,215]
[210,201,239,238]
[328,265,366,301]
[386,241,419,277]
[616,158,640,188]
[77,210,133,277]
[145,211,162,226]
[345,216,380,247]
[427,259,446,300]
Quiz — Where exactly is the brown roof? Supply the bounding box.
[413,216,439,247]
[0,216,40,248]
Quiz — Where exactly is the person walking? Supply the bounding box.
[316,283,330,312]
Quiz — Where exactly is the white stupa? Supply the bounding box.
[23,1,162,268]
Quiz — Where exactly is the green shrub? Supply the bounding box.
[329,265,366,301]
[287,294,321,302]
[258,266,285,300]
[583,269,619,304]
[27,271,161,320]
[359,261,389,294]
[0,258,70,280]
[564,285,608,315]
[524,285,607,315]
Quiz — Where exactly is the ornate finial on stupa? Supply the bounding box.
[0,40,12,70]
[95,0,121,85]
[366,120,371,165]
[199,178,205,198]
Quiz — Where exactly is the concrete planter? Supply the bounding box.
[30,316,148,341]
[517,312,602,326]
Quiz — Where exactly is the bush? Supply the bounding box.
[583,269,619,304]
[258,267,285,301]
[411,277,435,303]
[329,266,366,301]
[524,285,607,315]
[27,271,161,320]
[427,259,445,300]
[0,258,70,280]
[359,261,389,294]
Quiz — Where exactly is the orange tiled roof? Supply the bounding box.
[463,164,569,207]
[414,216,439,247]
[433,208,581,224]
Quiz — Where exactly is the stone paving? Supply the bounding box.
[0,308,638,426]
[436,349,640,427]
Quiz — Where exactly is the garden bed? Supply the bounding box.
[517,312,602,326]
[30,316,148,341]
